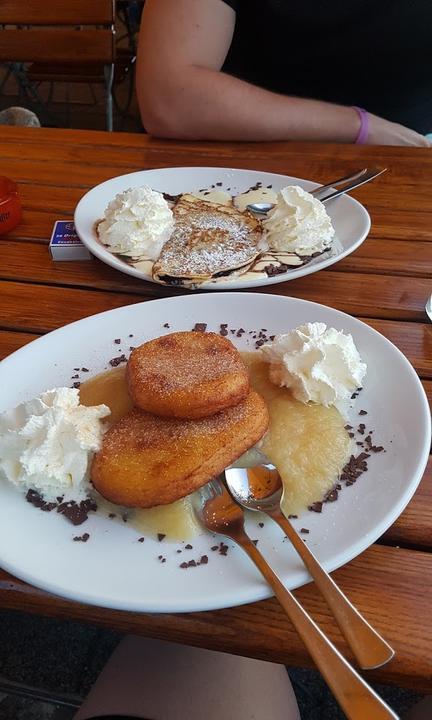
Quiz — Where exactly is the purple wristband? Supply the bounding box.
[352,106,369,144]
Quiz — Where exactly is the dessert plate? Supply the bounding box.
[74,167,371,289]
[0,293,429,613]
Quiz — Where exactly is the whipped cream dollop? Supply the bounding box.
[0,388,110,502]
[263,185,335,255]
[261,322,367,413]
[98,186,174,259]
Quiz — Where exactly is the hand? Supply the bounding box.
[367,113,430,147]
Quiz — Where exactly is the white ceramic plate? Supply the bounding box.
[0,293,429,613]
[74,167,371,289]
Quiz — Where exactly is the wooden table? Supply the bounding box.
[0,126,431,692]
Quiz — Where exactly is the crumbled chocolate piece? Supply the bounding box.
[71,374,79,379]
[288,514,298,519]
[162,558,166,563]
[158,554,163,560]
[340,452,370,485]
[163,323,170,328]
[157,533,166,542]
[269,335,275,341]
[81,367,89,372]
[180,562,188,569]
[358,423,366,435]
[266,184,273,188]
[163,192,181,203]
[192,323,207,332]
[72,382,81,389]
[200,555,209,564]
[219,542,229,556]
[370,445,384,453]
[129,346,136,352]
[114,338,121,344]
[348,432,355,438]
[236,328,245,337]
[324,488,339,503]
[138,537,145,543]
[252,539,258,546]
[203,191,210,195]
[73,367,80,371]
[185,543,193,550]
[264,263,291,277]
[300,528,310,534]
[308,502,323,513]
[258,522,264,528]
[26,489,51,510]
[356,441,364,446]
[359,409,367,415]
[219,324,229,337]
[176,549,182,553]
[211,545,219,551]
[344,424,353,430]
[108,512,116,519]
[73,533,90,542]
[122,513,128,523]
[57,498,97,526]
[129,334,134,337]
[188,559,197,567]
[255,339,266,348]
[109,354,127,367]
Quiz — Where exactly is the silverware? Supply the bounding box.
[193,477,398,720]
[225,464,394,670]
[247,167,387,214]
[425,294,432,321]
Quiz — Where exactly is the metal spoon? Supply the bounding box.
[224,464,394,670]
[247,167,387,214]
[193,477,398,720]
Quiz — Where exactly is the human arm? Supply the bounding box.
[136,0,430,146]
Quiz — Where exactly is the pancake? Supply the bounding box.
[127,331,249,419]
[152,196,265,287]
[91,390,269,508]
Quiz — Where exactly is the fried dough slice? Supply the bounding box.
[91,390,269,508]
[127,331,249,419]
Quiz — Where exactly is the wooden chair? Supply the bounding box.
[0,0,116,130]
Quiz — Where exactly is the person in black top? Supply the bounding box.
[136,0,431,145]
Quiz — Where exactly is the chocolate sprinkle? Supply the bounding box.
[252,539,258,546]
[73,533,89,542]
[192,323,207,332]
[219,323,229,337]
[108,513,116,519]
[72,382,81,389]
[114,338,121,344]
[258,522,264,528]
[288,514,298,519]
[300,528,310,534]
[185,544,193,550]
[138,537,145,543]
[200,555,209,564]
[81,367,89,373]
[359,409,368,415]
[109,354,127,367]
[57,498,97,526]
[157,533,166,542]
[219,542,229,556]
[211,545,219,551]
[180,562,188,569]
[163,323,170,328]
[71,374,79,379]
[308,502,323,513]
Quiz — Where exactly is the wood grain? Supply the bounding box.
[381,458,432,550]
[0,29,114,64]
[0,544,430,691]
[0,0,114,25]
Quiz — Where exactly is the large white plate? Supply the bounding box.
[0,294,429,613]
[74,167,371,289]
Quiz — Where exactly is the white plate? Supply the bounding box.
[74,167,371,289]
[0,293,429,613]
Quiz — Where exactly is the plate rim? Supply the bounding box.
[74,166,371,290]
[0,292,429,613]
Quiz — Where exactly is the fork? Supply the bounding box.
[193,478,398,720]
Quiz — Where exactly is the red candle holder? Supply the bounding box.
[0,176,22,235]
